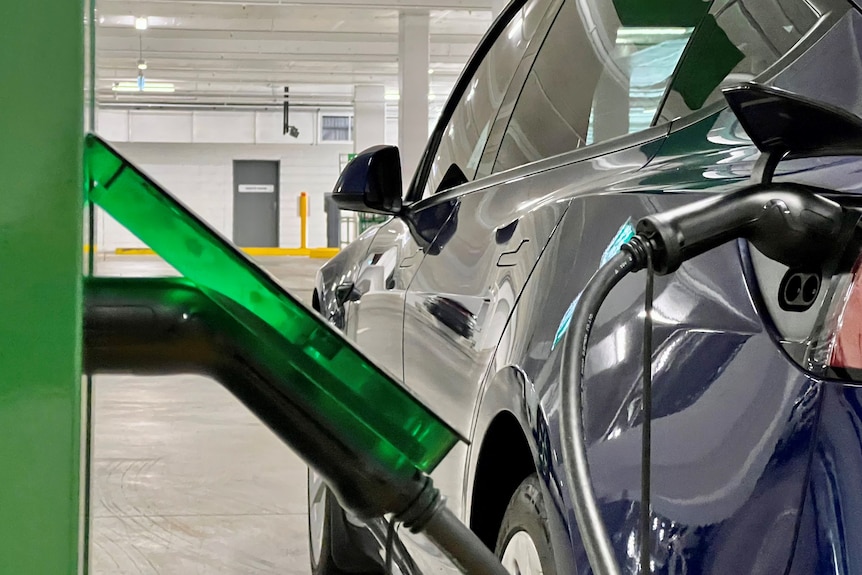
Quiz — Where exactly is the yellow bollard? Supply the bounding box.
[299,192,308,250]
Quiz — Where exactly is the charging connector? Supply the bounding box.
[561,183,851,575]
[637,183,845,275]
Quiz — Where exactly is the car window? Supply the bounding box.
[658,0,831,123]
[492,0,704,174]
[422,0,553,197]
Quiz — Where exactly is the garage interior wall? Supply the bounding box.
[95,108,401,250]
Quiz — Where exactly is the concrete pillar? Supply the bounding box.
[398,10,430,185]
[353,84,386,153]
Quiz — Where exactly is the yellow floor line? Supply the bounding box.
[309,248,341,259]
[115,247,156,255]
[114,246,339,258]
[243,247,310,256]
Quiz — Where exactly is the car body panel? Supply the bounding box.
[316,225,379,328]
[469,99,836,570]
[789,384,862,575]
[310,2,862,574]
[314,109,862,575]
[510,211,819,574]
[403,128,668,440]
[340,216,423,381]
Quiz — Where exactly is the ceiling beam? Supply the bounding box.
[94,0,485,106]
[98,61,461,77]
[98,49,472,65]
[98,70,460,87]
[110,59,465,74]
[99,0,494,11]
[98,27,482,45]
[97,37,476,59]
[97,14,490,36]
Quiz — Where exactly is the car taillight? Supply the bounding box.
[807,250,862,380]
[829,258,862,371]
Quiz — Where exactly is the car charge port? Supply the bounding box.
[779,270,822,312]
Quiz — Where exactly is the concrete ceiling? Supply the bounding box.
[94,0,495,110]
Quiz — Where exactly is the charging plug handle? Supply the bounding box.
[637,183,845,274]
[84,276,509,575]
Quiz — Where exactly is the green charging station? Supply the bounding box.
[0,0,85,572]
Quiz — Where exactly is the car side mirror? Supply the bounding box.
[332,145,403,215]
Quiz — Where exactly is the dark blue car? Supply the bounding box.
[307,0,862,572]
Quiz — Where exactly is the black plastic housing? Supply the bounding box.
[723,83,862,158]
[332,145,403,214]
[637,183,846,274]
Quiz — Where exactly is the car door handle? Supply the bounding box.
[497,239,529,267]
[400,248,424,268]
[335,282,361,306]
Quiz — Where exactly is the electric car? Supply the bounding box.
[308,0,862,573]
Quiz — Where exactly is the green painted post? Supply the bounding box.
[0,1,84,572]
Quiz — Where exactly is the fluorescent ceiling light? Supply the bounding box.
[617,27,691,38]
[112,81,175,93]
[385,92,438,102]
[135,17,148,30]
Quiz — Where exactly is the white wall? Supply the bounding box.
[95,109,351,250]
[386,116,399,146]
[98,108,319,145]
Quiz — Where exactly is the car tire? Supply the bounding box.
[495,474,557,575]
[308,469,384,575]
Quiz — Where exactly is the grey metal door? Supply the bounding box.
[233,160,279,247]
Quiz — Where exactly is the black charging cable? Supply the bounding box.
[560,236,654,575]
[561,185,848,575]
[640,249,654,574]
[560,249,643,575]
[385,518,397,574]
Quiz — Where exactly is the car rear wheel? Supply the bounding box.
[495,474,557,575]
[307,469,383,575]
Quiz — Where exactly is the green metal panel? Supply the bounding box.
[86,135,460,473]
[0,0,84,572]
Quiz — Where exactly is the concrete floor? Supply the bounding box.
[90,255,323,574]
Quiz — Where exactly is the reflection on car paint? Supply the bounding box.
[310,2,862,574]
